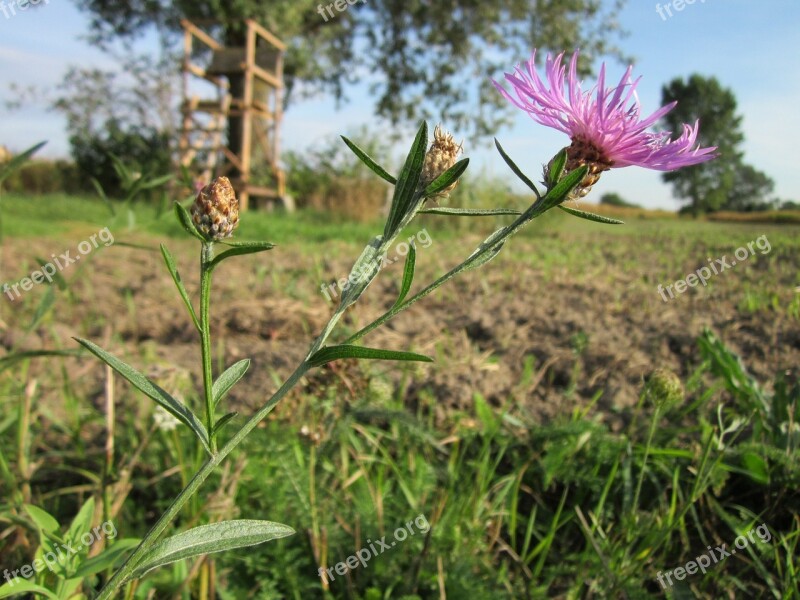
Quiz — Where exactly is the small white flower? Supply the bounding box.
[153,405,180,432]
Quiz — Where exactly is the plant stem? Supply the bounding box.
[95,360,312,600]
[200,242,216,451]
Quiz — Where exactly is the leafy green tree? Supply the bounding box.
[660,75,773,214]
[73,0,627,143]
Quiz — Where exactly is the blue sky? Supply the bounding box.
[1,0,798,208]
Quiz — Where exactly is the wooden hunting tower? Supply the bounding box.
[179,19,290,211]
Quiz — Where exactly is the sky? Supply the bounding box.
[1,0,799,209]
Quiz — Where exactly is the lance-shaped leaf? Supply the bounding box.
[174,202,207,242]
[422,158,469,198]
[545,148,568,189]
[212,359,251,409]
[209,241,275,270]
[129,520,295,579]
[308,345,433,367]
[74,338,211,454]
[558,205,624,225]
[463,227,507,272]
[212,412,238,436]
[161,245,200,331]
[0,141,46,185]
[384,122,428,237]
[73,539,142,579]
[541,165,589,210]
[393,244,416,308]
[337,235,384,308]
[341,136,396,185]
[495,139,541,198]
[0,580,59,599]
[419,207,521,217]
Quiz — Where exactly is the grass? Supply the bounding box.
[1,193,799,599]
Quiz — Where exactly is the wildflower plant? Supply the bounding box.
[74,50,715,598]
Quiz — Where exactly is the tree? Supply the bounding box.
[660,75,773,214]
[72,0,627,142]
[600,192,638,208]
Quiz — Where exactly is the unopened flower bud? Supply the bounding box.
[191,176,240,240]
[644,368,684,410]
[419,124,463,198]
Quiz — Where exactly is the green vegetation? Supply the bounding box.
[1,193,798,598]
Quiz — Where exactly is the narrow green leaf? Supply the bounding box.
[65,497,95,548]
[212,359,251,409]
[419,207,521,217]
[545,148,568,188]
[24,505,61,535]
[0,141,46,186]
[160,245,200,332]
[209,242,275,270]
[385,122,428,237]
[494,139,541,198]
[140,173,174,190]
[541,165,589,209]
[463,226,508,271]
[341,136,397,185]
[558,205,624,225]
[90,177,116,216]
[74,338,211,454]
[308,345,434,367]
[130,520,295,579]
[0,350,84,372]
[422,158,469,198]
[34,257,68,290]
[174,202,207,242]
[393,244,416,308]
[72,539,141,579]
[212,412,239,436]
[0,579,59,599]
[337,235,384,308]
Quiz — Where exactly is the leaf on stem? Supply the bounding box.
[0,141,46,186]
[174,202,207,242]
[74,338,212,455]
[336,235,384,308]
[422,158,469,198]
[208,241,275,270]
[558,205,624,225]
[212,412,239,436]
[494,139,541,198]
[541,165,589,210]
[545,148,568,189]
[212,359,251,409]
[160,245,200,331]
[73,539,142,578]
[341,136,397,185]
[384,122,428,237]
[308,345,434,367]
[393,244,416,308]
[419,207,521,217]
[129,520,295,579]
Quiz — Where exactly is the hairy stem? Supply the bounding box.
[200,242,216,450]
[95,361,312,600]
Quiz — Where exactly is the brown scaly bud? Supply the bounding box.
[546,134,615,200]
[419,124,463,198]
[191,176,240,240]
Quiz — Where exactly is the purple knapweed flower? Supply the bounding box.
[493,49,716,196]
